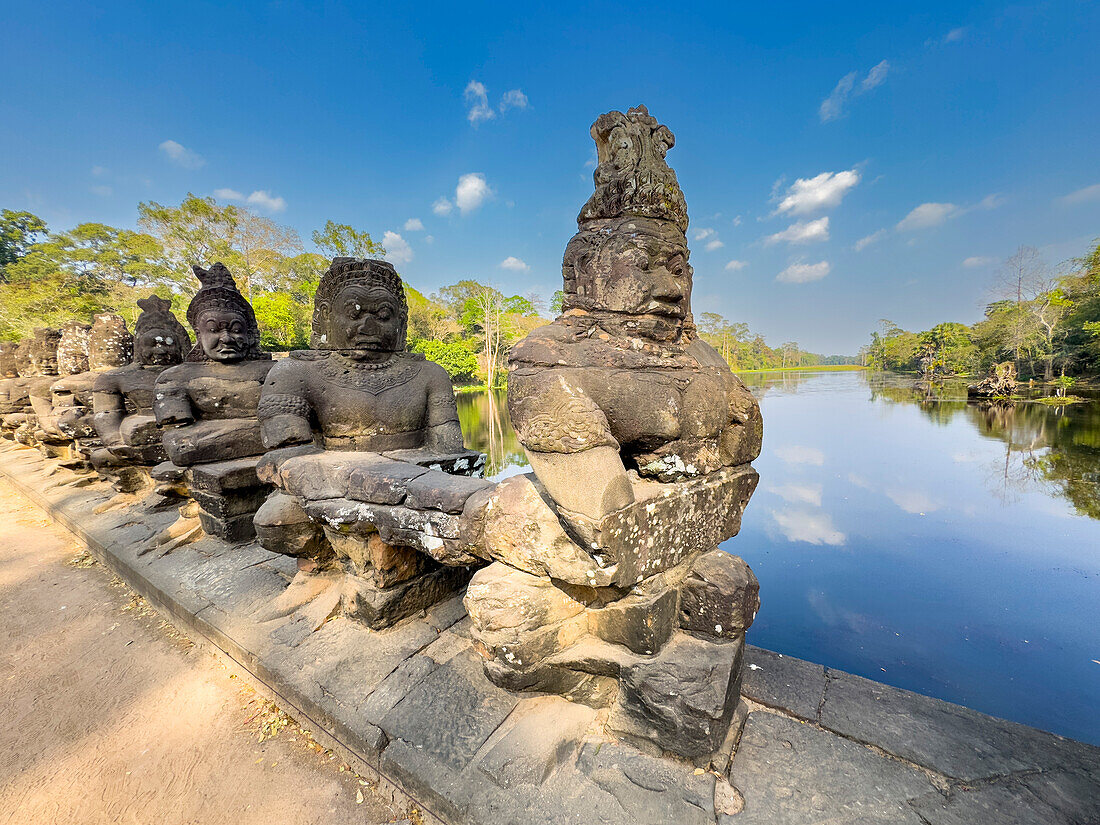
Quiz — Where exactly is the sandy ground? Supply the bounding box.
[0,477,408,825]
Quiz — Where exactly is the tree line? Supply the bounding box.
[0,197,844,385]
[862,241,1100,382]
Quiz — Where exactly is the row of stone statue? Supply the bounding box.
[0,106,765,764]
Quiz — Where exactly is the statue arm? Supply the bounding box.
[257,362,313,449]
[153,374,194,427]
[509,371,634,533]
[423,367,466,453]
[92,374,125,446]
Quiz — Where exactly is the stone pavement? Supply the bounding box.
[2,440,1097,825]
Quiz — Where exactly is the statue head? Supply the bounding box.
[562,106,694,343]
[56,321,91,375]
[134,295,190,366]
[0,342,19,378]
[311,257,408,361]
[88,313,133,370]
[29,328,61,376]
[14,339,32,376]
[185,263,265,363]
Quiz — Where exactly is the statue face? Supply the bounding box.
[136,329,181,366]
[196,309,251,363]
[331,285,403,357]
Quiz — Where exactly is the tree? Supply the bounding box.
[412,339,479,381]
[0,209,47,278]
[311,221,385,260]
[993,246,1048,369]
[138,194,240,293]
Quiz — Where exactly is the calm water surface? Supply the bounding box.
[456,371,1100,745]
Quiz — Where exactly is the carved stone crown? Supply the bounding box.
[311,257,409,350]
[136,295,189,340]
[56,321,91,375]
[578,105,688,233]
[185,262,266,362]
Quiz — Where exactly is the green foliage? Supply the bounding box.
[311,221,385,259]
[411,339,479,381]
[0,209,47,276]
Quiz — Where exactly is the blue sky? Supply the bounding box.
[3,1,1098,354]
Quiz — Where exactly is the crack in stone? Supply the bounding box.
[817,667,832,723]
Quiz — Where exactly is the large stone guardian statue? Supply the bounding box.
[153,263,274,540]
[4,328,61,444]
[91,296,191,491]
[464,106,763,763]
[254,257,487,628]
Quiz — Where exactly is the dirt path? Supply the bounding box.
[0,477,407,825]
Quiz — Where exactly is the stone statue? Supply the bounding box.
[0,340,30,437]
[30,314,132,463]
[91,296,190,490]
[464,106,763,763]
[4,328,61,443]
[254,257,487,628]
[153,263,274,540]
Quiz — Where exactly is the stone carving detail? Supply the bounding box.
[255,257,486,628]
[91,296,191,491]
[464,106,763,762]
[153,263,274,540]
[5,328,61,445]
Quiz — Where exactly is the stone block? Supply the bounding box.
[727,711,934,825]
[608,631,744,759]
[190,486,271,519]
[381,448,486,477]
[379,649,519,772]
[360,654,440,725]
[367,532,429,588]
[161,418,266,466]
[197,510,257,542]
[679,550,759,638]
[341,564,474,630]
[187,456,263,492]
[254,444,321,485]
[278,451,385,501]
[405,470,495,514]
[346,460,428,504]
[151,460,185,482]
[253,492,327,559]
[740,646,825,722]
[587,573,679,655]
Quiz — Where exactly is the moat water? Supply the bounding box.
[456,371,1100,745]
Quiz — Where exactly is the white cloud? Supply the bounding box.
[454,173,491,213]
[90,185,112,196]
[732,215,743,227]
[245,190,286,213]
[1059,183,1100,205]
[896,202,958,231]
[424,235,434,244]
[91,165,108,177]
[770,509,846,546]
[819,61,890,122]
[819,71,857,123]
[382,231,413,264]
[854,229,886,251]
[705,239,725,251]
[766,217,830,245]
[963,256,996,268]
[499,256,529,271]
[944,27,968,43]
[464,80,495,124]
[861,60,890,91]
[499,89,528,112]
[774,444,825,465]
[403,218,424,231]
[977,193,1005,210]
[693,228,715,241]
[768,483,823,506]
[214,188,244,201]
[432,197,454,216]
[777,260,831,284]
[775,170,860,215]
[725,260,748,271]
[886,489,940,515]
[158,139,205,169]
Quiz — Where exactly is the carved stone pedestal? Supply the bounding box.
[186,457,273,542]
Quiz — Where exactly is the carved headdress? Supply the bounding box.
[88,313,133,370]
[578,105,688,233]
[311,257,408,351]
[56,321,91,375]
[134,295,191,364]
[185,262,265,361]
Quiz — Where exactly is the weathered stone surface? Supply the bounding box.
[253,492,327,559]
[279,451,389,501]
[360,654,440,726]
[909,769,1100,825]
[379,650,519,772]
[465,563,587,675]
[196,509,258,542]
[187,456,263,492]
[727,711,934,825]
[341,564,474,630]
[347,460,428,504]
[190,486,271,519]
[586,570,680,654]
[151,460,186,482]
[741,645,825,722]
[679,550,759,638]
[820,668,1100,782]
[474,696,595,789]
[160,414,269,466]
[405,470,494,514]
[367,532,429,587]
[608,631,744,759]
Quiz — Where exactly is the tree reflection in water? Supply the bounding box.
[455,390,527,479]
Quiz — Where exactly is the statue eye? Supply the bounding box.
[165,337,174,345]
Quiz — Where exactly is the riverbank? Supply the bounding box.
[734,364,866,374]
[1,440,1096,824]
